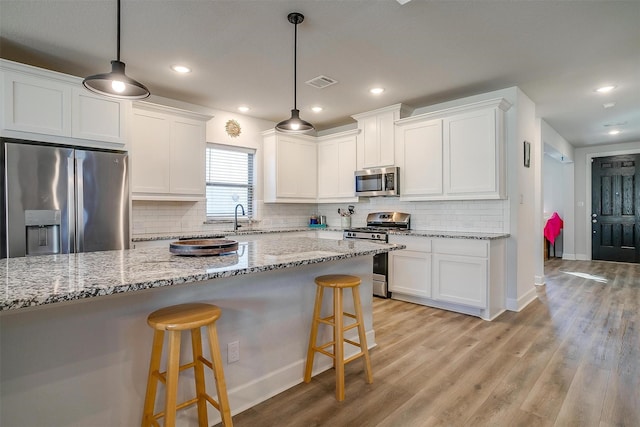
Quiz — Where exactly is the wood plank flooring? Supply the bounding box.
[226,259,640,426]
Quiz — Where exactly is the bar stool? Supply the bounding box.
[304,274,373,401]
[142,303,233,427]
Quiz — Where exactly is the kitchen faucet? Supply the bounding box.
[234,204,245,231]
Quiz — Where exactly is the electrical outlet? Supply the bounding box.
[227,340,240,363]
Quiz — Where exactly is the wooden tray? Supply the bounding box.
[169,239,239,256]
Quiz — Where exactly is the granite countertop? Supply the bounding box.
[389,230,510,240]
[131,227,344,242]
[132,227,508,242]
[0,237,403,312]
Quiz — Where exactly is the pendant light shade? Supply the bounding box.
[276,12,314,133]
[83,0,150,100]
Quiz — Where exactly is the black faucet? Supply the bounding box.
[234,204,245,231]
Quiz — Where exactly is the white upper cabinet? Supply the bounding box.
[263,129,317,203]
[1,60,128,146]
[317,130,358,202]
[444,106,501,198]
[131,103,211,201]
[2,70,72,137]
[72,88,127,144]
[395,98,511,201]
[395,118,443,198]
[352,104,413,169]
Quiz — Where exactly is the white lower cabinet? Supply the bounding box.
[389,249,431,298]
[432,253,487,308]
[388,235,505,320]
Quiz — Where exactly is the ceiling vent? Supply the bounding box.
[305,75,338,89]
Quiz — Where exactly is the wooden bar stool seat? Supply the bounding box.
[142,303,233,427]
[304,274,373,401]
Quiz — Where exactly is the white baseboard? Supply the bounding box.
[575,254,590,261]
[506,286,538,312]
[562,253,576,260]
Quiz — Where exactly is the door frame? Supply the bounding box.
[585,148,640,260]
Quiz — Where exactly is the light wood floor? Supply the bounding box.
[226,259,640,427]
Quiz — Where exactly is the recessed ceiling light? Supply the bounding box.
[171,65,191,73]
[603,102,616,109]
[311,106,323,113]
[370,87,385,95]
[608,130,621,135]
[595,85,616,93]
[238,106,250,113]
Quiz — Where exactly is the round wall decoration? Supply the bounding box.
[225,119,241,138]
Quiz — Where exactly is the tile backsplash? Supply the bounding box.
[318,199,507,233]
[132,198,507,236]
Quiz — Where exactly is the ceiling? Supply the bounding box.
[1,0,638,148]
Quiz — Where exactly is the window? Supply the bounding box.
[205,144,255,218]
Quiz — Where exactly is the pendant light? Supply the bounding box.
[83,0,150,99]
[276,12,314,133]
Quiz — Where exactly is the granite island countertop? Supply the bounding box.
[131,227,343,242]
[131,227,508,242]
[0,237,403,312]
[389,230,510,240]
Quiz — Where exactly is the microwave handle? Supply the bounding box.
[383,173,392,191]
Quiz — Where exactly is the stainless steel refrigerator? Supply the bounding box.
[1,138,129,258]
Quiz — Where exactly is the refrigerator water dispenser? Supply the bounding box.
[25,210,61,256]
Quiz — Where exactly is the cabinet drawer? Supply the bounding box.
[388,235,431,252]
[432,239,487,257]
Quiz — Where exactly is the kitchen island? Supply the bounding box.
[0,237,403,427]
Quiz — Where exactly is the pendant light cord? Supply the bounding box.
[116,0,121,61]
[293,19,298,110]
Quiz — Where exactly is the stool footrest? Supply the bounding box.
[154,356,214,384]
[344,338,361,348]
[344,351,366,364]
[204,393,221,411]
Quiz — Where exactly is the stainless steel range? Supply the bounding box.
[343,212,410,298]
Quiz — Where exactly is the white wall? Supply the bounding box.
[512,89,539,309]
[541,121,574,260]
[543,153,566,256]
[573,141,640,260]
[541,119,574,162]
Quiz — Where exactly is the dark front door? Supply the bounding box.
[592,154,640,263]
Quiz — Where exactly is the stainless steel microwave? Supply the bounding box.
[354,166,399,197]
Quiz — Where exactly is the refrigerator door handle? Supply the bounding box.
[67,156,76,254]
[75,155,84,253]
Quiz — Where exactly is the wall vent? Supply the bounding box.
[305,75,338,89]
